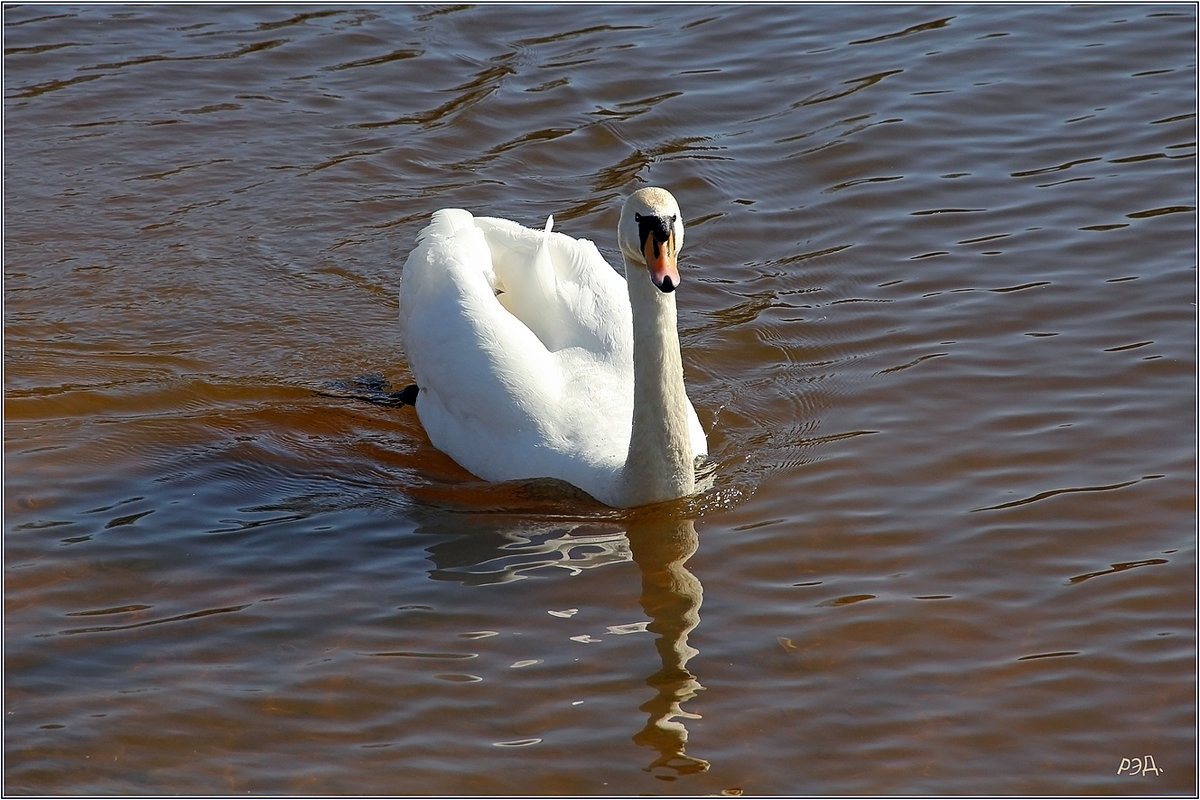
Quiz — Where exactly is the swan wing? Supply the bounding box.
[399,210,569,478]
[399,209,634,493]
[476,215,632,360]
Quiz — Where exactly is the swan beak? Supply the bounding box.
[643,231,680,293]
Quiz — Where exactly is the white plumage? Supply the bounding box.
[399,188,706,507]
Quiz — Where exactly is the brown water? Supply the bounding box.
[4,3,1196,795]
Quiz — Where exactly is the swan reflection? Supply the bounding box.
[413,508,708,774]
[628,516,709,775]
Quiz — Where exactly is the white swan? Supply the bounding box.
[398,187,707,508]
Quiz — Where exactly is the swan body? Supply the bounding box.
[399,187,706,507]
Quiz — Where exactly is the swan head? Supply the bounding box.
[618,187,685,293]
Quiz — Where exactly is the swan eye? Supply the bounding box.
[635,213,676,258]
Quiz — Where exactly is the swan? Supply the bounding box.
[398,187,707,508]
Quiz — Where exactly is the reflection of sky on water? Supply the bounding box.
[416,518,632,586]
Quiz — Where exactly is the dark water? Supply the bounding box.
[4,3,1196,795]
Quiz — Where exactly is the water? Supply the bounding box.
[4,3,1196,795]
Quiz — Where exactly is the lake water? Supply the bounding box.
[4,3,1196,795]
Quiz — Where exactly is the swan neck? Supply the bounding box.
[621,255,696,506]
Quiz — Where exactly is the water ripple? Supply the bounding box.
[57,603,253,636]
[971,474,1165,512]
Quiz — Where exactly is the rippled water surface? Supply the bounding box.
[5,3,1196,795]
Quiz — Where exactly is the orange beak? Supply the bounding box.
[643,230,679,293]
